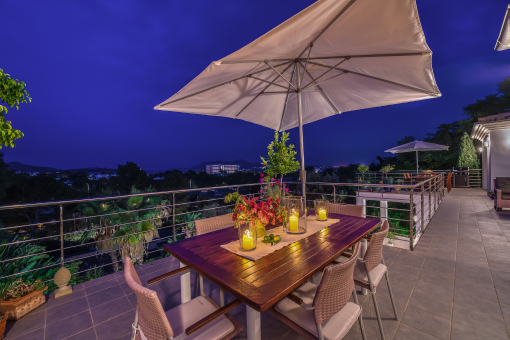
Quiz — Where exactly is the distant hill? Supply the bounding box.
[7,162,59,173]
[7,162,116,174]
[188,159,262,172]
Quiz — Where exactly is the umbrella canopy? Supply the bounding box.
[156,0,441,194]
[495,5,510,51]
[385,140,448,173]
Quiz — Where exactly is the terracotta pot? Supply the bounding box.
[0,314,6,340]
[0,287,47,321]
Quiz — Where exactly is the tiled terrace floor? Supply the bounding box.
[3,188,510,340]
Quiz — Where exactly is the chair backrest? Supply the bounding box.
[495,177,510,191]
[326,203,363,217]
[313,243,361,326]
[446,172,453,193]
[194,213,234,236]
[124,257,174,339]
[364,220,389,273]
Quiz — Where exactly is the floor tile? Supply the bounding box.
[455,279,498,301]
[454,291,503,320]
[90,296,133,325]
[450,321,503,340]
[452,303,508,339]
[45,311,93,340]
[95,310,135,340]
[394,323,439,340]
[87,285,126,308]
[3,310,46,340]
[401,305,451,340]
[46,296,89,325]
[64,327,98,340]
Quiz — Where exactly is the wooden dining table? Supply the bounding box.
[163,212,381,340]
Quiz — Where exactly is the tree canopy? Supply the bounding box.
[0,68,31,148]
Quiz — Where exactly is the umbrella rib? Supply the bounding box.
[279,64,297,131]
[219,52,431,64]
[249,75,289,90]
[299,61,340,114]
[265,61,297,91]
[235,62,295,118]
[300,44,313,85]
[303,72,346,89]
[307,61,440,96]
[301,58,349,90]
[158,61,293,107]
[297,0,357,58]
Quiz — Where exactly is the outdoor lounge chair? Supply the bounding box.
[326,203,363,217]
[124,256,242,340]
[268,243,367,340]
[192,213,234,303]
[494,178,510,212]
[446,172,453,193]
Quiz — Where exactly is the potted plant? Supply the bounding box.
[0,279,47,320]
[0,314,6,339]
[386,231,397,246]
[488,191,494,199]
[380,165,395,184]
[357,164,370,191]
[394,179,404,193]
[373,181,382,192]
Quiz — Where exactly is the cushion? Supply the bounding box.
[495,177,510,193]
[275,289,361,340]
[353,261,387,290]
[502,194,510,200]
[165,296,234,340]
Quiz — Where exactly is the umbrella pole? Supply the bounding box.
[296,62,306,199]
[416,150,419,175]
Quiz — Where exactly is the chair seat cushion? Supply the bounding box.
[275,285,361,340]
[165,296,234,340]
[353,261,386,290]
[502,193,510,200]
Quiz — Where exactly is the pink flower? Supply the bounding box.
[260,178,264,183]
[260,173,264,177]
[260,189,263,192]
[264,186,267,190]
[285,188,289,192]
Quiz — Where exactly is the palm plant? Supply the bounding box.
[181,212,201,238]
[78,187,170,268]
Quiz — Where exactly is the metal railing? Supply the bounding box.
[287,173,445,251]
[0,183,262,287]
[0,175,445,290]
[356,169,481,188]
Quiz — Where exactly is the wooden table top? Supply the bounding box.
[163,213,381,312]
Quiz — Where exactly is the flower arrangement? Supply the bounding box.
[225,193,286,228]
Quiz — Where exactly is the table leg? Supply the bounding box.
[361,239,368,295]
[246,305,261,340]
[180,262,191,304]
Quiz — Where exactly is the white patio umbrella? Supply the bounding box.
[385,140,449,174]
[495,5,510,51]
[155,0,441,196]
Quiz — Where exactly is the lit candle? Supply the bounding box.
[318,209,327,221]
[289,214,299,231]
[242,230,254,249]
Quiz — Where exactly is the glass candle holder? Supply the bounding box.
[238,220,257,251]
[314,200,328,221]
[284,196,307,234]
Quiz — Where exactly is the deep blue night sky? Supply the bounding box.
[1,0,509,171]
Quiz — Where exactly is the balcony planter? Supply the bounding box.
[0,286,47,321]
[383,178,394,192]
[0,314,6,339]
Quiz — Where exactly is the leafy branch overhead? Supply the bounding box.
[261,131,300,180]
[0,68,31,148]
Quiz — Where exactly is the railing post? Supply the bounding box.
[428,183,432,221]
[172,193,176,242]
[333,185,336,203]
[409,189,414,251]
[421,185,424,232]
[60,204,64,266]
[434,177,437,212]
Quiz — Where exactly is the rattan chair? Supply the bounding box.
[193,213,234,304]
[124,256,242,340]
[268,243,366,340]
[352,220,397,340]
[326,202,363,217]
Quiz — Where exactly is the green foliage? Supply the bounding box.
[379,165,395,178]
[357,164,369,182]
[0,69,31,148]
[0,278,44,301]
[457,132,479,169]
[261,131,300,180]
[182,212,201,238]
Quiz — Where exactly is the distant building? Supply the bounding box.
[205,164,240,174]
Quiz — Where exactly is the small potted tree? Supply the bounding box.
[394,179,404,193]
[357,164,370,191]
[0,279,47,320]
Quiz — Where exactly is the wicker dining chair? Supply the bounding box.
[193,213,234,304]
[268,243,367,340]
[326,202,363,218]
[124,256,242,340]
[352,220,397,340]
